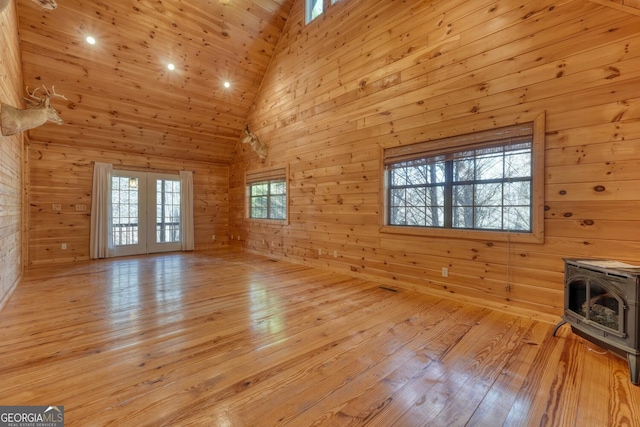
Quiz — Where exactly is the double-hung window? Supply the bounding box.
[246,167,288,222]
[382,116,544,243]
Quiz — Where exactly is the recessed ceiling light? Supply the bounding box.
[86,36,96,45]
[168,63,175,71]
[223,81,231,88]
[220,0,231,4]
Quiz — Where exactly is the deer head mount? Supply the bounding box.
[1,86,67,136]
[0,0,57,13]
[32,0,57,9]
[242,125,268,159]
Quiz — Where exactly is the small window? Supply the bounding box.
[306,0,324,23]
[246,167,288,222]
[306,0,342,23]
[249,180,286,220]
[382,115,545,243]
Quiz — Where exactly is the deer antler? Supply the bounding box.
[23,86,43,108]
[42,86,67,106]
[31,0,57,10]
[43,85,67,100]
[23,85,67,108]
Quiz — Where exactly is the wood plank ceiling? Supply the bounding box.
[15,0,294,163]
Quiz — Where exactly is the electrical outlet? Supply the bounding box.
[333,251,337,258]
[237,235,240,241]
[52,204,61,211]
[212,234,216,240]
[442,267,448,277]
[75,204,87,212]
[61,243,67,250]
[318,248,322,256]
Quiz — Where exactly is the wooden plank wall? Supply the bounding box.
[28,142,230,265]
[229,0,640,320]
[16,0,295,165]
[607,0,640,11]
[0,1,25,309]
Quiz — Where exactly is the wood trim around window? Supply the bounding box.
[245,164,290,225]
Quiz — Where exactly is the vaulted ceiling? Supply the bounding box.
[16,0,295,163]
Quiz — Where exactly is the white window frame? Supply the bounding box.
[110,171,183,257]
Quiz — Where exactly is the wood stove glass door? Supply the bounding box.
[569,276,624,337]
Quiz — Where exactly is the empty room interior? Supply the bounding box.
[2,0,640,425]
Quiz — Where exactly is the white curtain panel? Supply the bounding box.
[90,162,113,259]
[180,170,195,251]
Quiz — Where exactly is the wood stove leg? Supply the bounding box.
[552,320,567,337]
[628,353,639,386]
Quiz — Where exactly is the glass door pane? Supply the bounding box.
[147,173,181,253]
[156,179,181,244]
[588,280,621,332]
[111,171,147,257]
[108,171,182,256]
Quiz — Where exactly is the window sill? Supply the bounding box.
[380,225,543,244]
[246,218,289,226]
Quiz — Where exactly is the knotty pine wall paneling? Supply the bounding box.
[229,0,640,321]
[28,143,230,265]
[0,1,25,309]
[16,0,295,165]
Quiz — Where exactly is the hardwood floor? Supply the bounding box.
[1,250,639,426]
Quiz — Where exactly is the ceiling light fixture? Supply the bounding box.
[167,63,175,71]
[223,81,231,88]
[86,36,96,45]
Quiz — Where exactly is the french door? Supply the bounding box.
[111,171,182,257]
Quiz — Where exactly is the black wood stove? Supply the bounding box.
[553,258,640,385]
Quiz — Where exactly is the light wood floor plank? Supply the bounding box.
[466,320,550,426]
[575,341,616,427]
[178,293,442,426]
[375,311,524,427]
[0,250,639,426]
[266,300,480,427]
[306,300,479,427]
